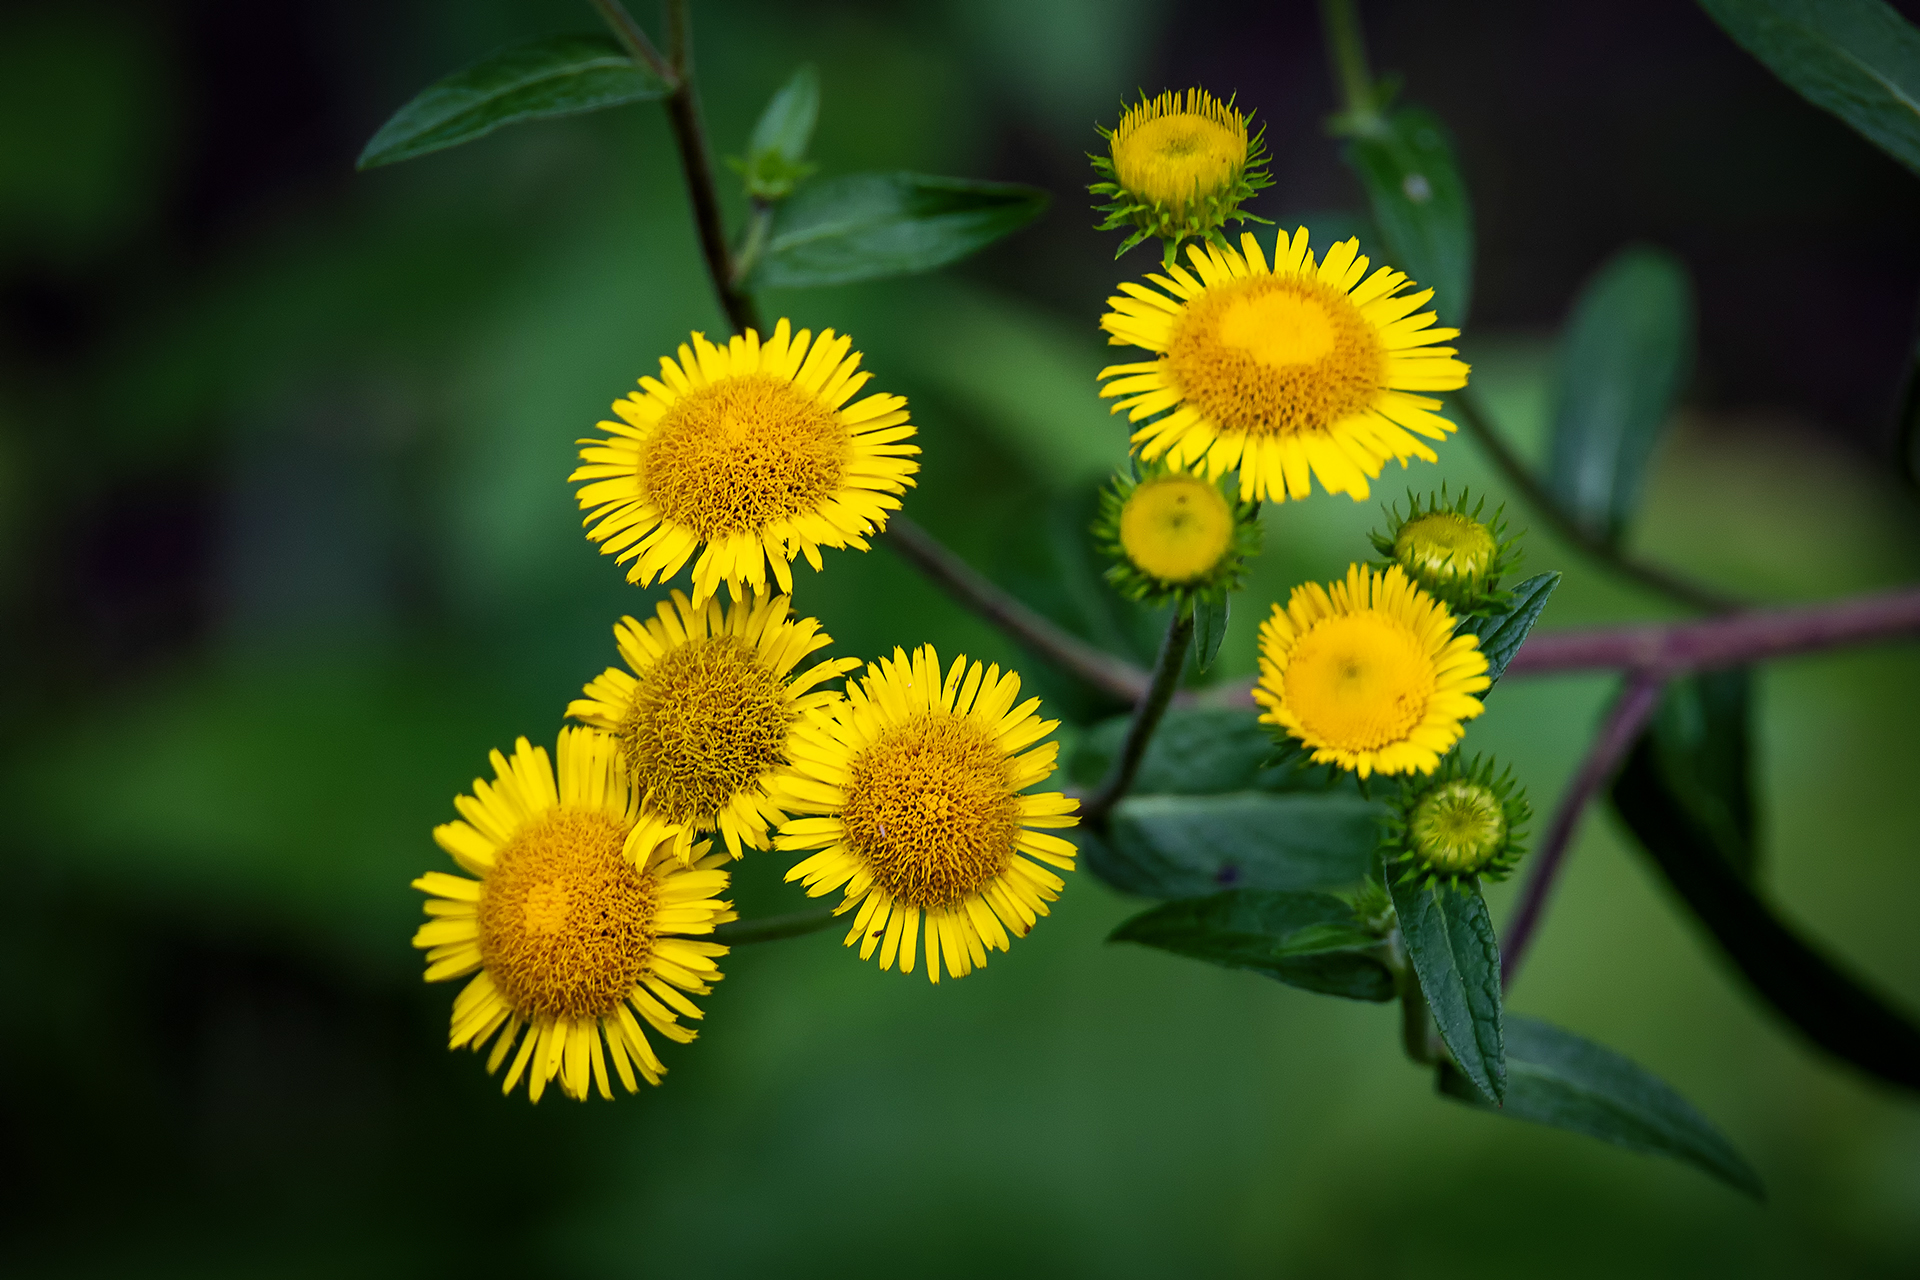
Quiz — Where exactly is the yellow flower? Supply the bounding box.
[1120,470,1235,583]
[411,728,734,1102]
[1098,228,1470,504]
[571,320,920,604]
[775,645,1080,983]
[1254,564,1489,778]
[568,589,858,862]
[1091,88,1272,264]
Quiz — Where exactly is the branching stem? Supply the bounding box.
[1082,607,1196,826]
[713,904,841,945]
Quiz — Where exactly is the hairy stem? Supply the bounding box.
[712,904,840,945]
[1082,607,1197,826]
[882,515,1151,704]
[1448,389,1742,615]
[1500,670,1666,989]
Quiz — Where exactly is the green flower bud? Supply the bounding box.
[1369,487,1520,615]
[1383,754,1531,887]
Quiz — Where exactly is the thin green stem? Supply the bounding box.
[1318,0,1383,132]
[731,199,775,287]
[1083,607,1196,826]
[713,905,840,945]
[585,0,675,85]
[1448,388,1743,614]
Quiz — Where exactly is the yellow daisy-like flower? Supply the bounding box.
[1120,471,1236,583]
[1098,227,1470,503]
[1109,88,1251,217]
[410,728,734,1102]
[571,320,920,604]
[775,645,1080,983]
[567,589,858,862]
[1253,563,1490,778]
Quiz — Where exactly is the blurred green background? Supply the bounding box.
[4,0,1920,1274]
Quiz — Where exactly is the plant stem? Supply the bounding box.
[1499,669,1666,989]
[1317,0,1382,130]
[713,904,840,945]
[882,515,1151,704]
[1503,584,1920,677]
[1082,607,1197,826]
[586,0,675,83]
[731,199,775,287]
[1448,389,1743,615]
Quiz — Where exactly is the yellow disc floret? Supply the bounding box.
[569,590,857,862]
[1099,228,1471,504]
[572,320,920,604]
[1110,89,1249,215]
[1254,564,1490,778]
[776,645,1081,983]
[1118,472,1236,583]
[410,729,735,1102]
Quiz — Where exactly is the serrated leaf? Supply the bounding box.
[1192,595,1229,674]
[1546,247,1695,544]
[357,35,669,171]
[1454,571,1560,687]
[1613,733,1920,1092]
[1086,791,1383,899]
[1390,874,1504,1102]
[1112,889,1395,1002]
[1342,107,1474,325]
[1438,1014,1765,1198]
[751,172,1047,289]
[738,64,819,200]
[1700,0,1920,177]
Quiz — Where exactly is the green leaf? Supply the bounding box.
[1191,595,1229,674]
[1112,889,1395,1002]
[1897,335,1920,491]
[1438,1014,1765,1198]
[1643,671,1759,877]
[1545,247,1695,544]
[1699,0,1920,177]
[1390,874,1504,1102]
[1068,707,1340,796]
[357,35,669,171]
[1613,732,1920,1092]
[737,63,819,200]
[751,172,1048,289]
[1454,571,1561,687]
[1342,107,1474,325]
[1086,791,1383,899]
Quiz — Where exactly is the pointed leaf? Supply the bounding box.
[1546,247,1695,544]
[1644,670,1759,877]
[751,172,1048,288]
[1390,874,1505,1102]
[1613,732,1920,1092]
[1438,1014,1765,1198]
[738,64,819,200]
[1112,889,1395,1002]
[1700,0,1920,177]
[1192,595,1229,674]
[1068,707,1317,796]
[1454,571,1560,687]
[357,35,669,171]
[1086,791,1383,899]
[1342,107,1474,325]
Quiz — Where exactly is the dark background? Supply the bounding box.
[4,0,1920,1275]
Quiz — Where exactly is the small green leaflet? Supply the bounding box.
[1191,595,1229,674]
[1454,571,1560,687]
[1439,1014,1765,1199]
[1083,791,1382,899]
[751,172,1047,289]
[1700,0,1920,178]
[1546,247,1695,545]
[736,64,819,200]
[358,34,670,171]
[1111,889,1395,1002]
[1390,873,1504,1102]
[1342,107,1474,326]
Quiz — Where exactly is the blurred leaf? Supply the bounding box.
[1070,707,1333,795]
[751,172,1048,288]
[1438,1014,1766,1198]
[1700,0,1920,177]
[1192,596,1229,674]
[1643,671,1759,877]
[1898,336,1920,491]
[1390,873,1504,1102]
[1342,107,1474,325]
[1546,247,1695,544]
[736,63,819,200]
[1454,571,1561,688]
[1087,791,1383,899]
[1112,889,1395,1002]
[1613,732,1920,1092]
[357,34,668,170]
